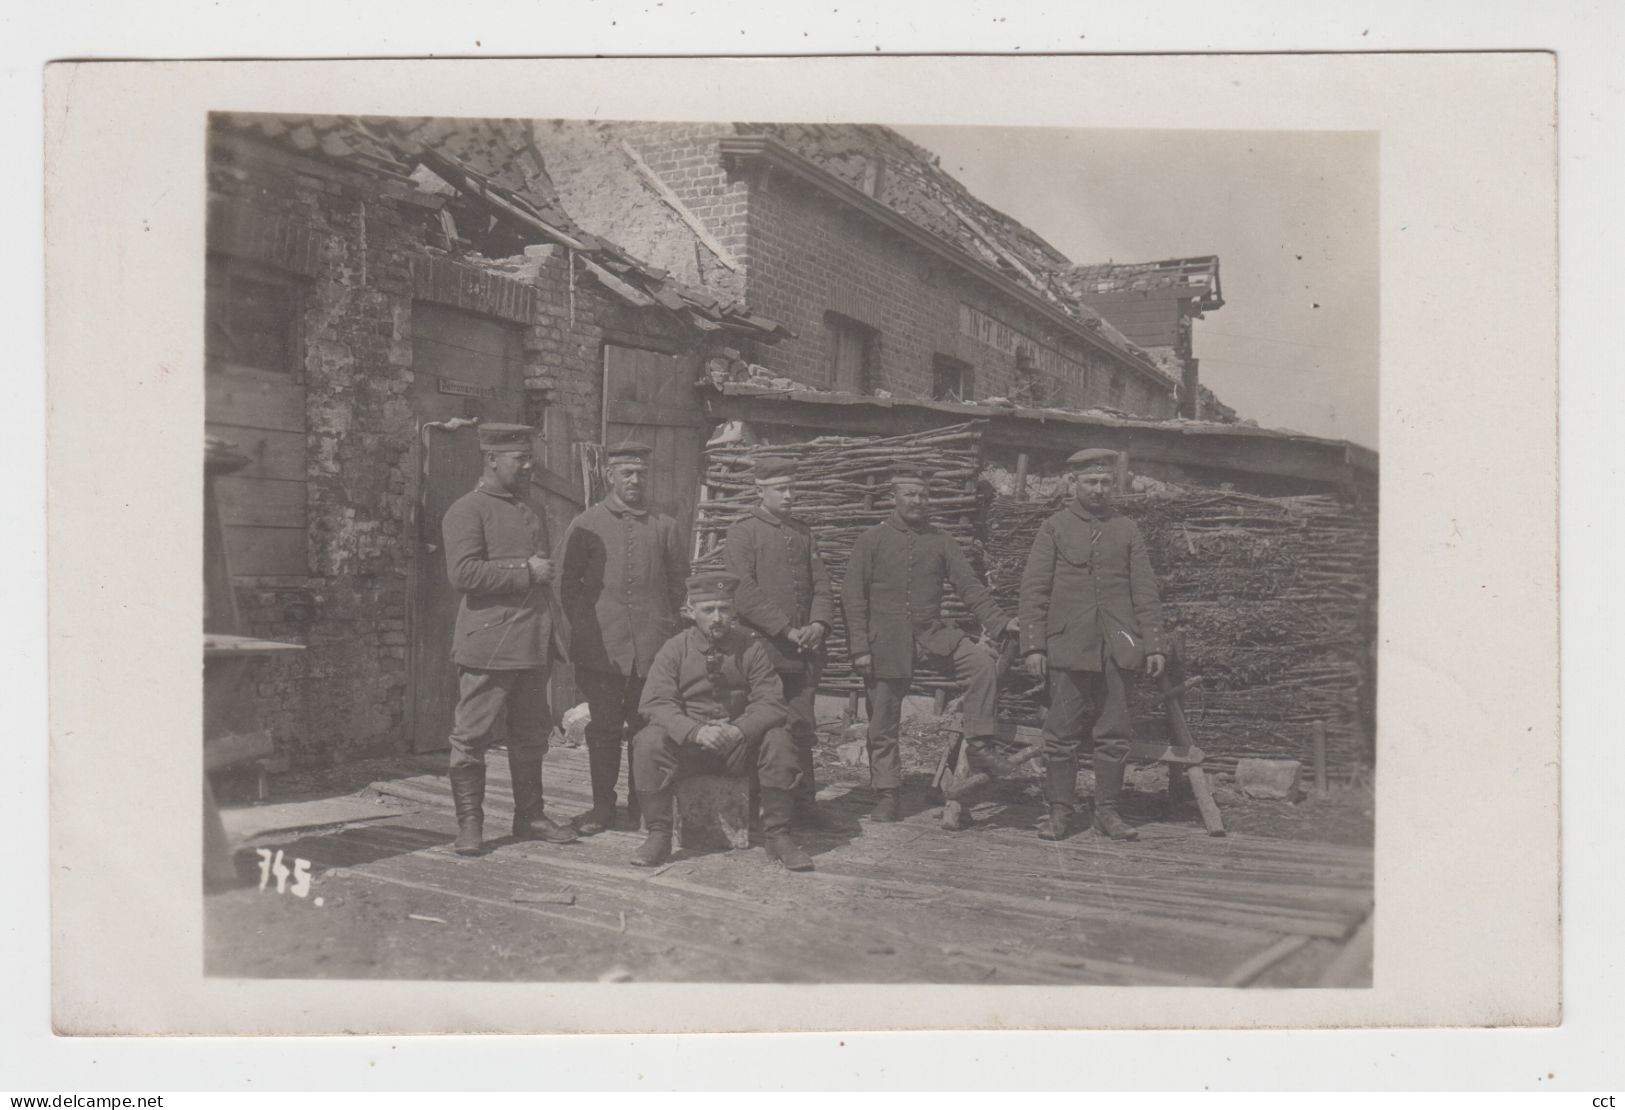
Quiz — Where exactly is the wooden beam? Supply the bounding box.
[619,139,741,272]
[1188,766,1227,837]
[1126,741,1206,766]
[527,466,585,508]
[580,256,656,307]
[707,390,1363,487]
[606,399,711,428]
[1220,934,1312,988]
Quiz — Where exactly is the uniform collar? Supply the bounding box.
[886,512,932,534]
[476,480,517,502]
[1066,501,1114,523]
[603,493,648,519]
[688,625,733,651]
[752,504,793,527]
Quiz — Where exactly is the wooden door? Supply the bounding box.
[602,344,707,536]
[409,304,527,754]
[410,421,487,754]
[408,303,590,752]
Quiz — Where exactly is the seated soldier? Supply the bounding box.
[628,572,815,872]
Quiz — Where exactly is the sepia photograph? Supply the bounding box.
[40,52,1563,1045]
[199,111,1378,988]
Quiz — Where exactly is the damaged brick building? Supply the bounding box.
[534,121,1234,417]
[205,114,786,770]
[204,114,1362,775]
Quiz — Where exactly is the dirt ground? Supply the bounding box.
[811,714,1375,848]
[221,708,1375,850]
[207,708,1372,986]
[208,840,759,983]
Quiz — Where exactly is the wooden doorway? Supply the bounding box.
[408,303,528,755]
[602,344,708,535]
[408,303,587,753]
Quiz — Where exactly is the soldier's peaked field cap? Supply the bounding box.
[605,441,653,463]
[686,571,740,601]
[890,463,934,484]
[752,456,797,483]
[1066,448,1120,471]
[478,423,535,451]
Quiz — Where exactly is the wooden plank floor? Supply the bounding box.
[236,745,1372,986]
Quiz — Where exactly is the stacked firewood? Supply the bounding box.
[693,425,1376,772]
[986,489,1378,773]
[692,423,988,696]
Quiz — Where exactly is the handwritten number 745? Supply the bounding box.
[255,848,312,898]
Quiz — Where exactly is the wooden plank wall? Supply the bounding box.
[603,344,708,535]
[206,362,308,577]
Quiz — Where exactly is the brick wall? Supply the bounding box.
[609,123,1174,417]
[613,121,750,290]
[738,171,1172,414]
[207,129,681,769]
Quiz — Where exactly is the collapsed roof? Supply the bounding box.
[211,113,792,343]
[730,123,1185,382]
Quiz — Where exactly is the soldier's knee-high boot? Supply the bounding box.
[761,788,814,872]
[509,749,578,844]
[450,764,486,856]
[793,747,835,829]
[1038,754,1077,841]
[577,739,621,835]
[869,788,900,823]
[628,788,673,867]
[1091,752,1139,841]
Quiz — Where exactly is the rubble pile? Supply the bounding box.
[985,488,1377,772]
[692,422,986,697]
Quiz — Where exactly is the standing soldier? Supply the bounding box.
[559,441,689,835]
[629,572,813,871]
[1019,448,1168,842]
[441,423,579,856]
[724,455,835,829]
[841,465,1017,823]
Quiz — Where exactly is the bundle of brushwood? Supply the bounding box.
[693,423,989,697]
[986,488,1378,774]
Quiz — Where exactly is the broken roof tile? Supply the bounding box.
[211,113,805,346]
[731,122,1179,386]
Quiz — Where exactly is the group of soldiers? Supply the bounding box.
[440,422,1168,873]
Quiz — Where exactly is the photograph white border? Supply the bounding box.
[44,52,1557,1035]
[8,0,1618,1090]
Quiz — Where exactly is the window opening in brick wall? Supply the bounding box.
[932,353,975,403]
[1109,371,1126,409]
[205,254,310,578]
[825,311,876,394]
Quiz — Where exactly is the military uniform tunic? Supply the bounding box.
[559,497,689,676]
[1018,502,1167,671]
[842,514,1011,678]
[724,506,834,674]
[842,513,1013,788]
[440,482,561,768]
[443,483,562,669]
[559,495,691,808]
[1018,501,1168,764]
[725,505,833,806]
[631,626,798,793]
